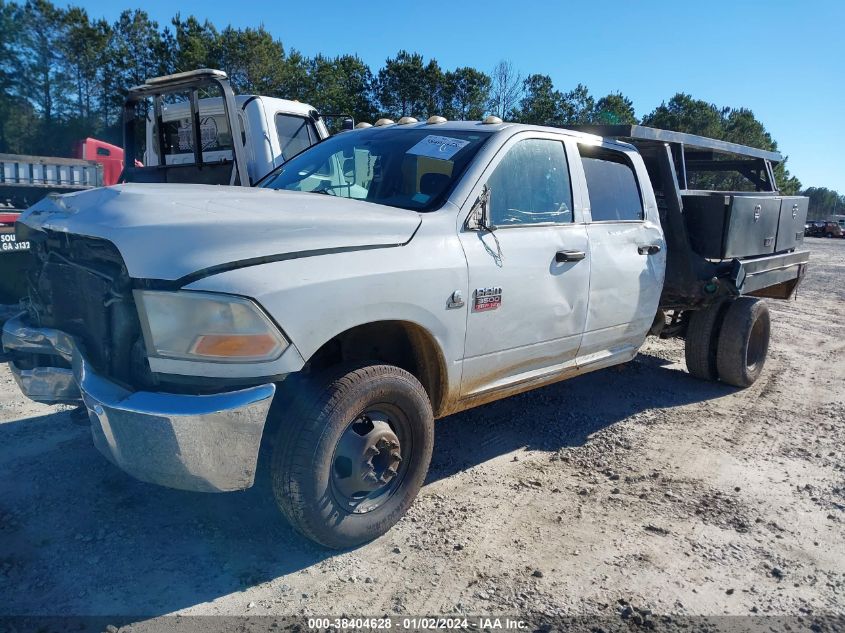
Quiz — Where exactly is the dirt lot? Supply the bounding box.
[0,238,843,626]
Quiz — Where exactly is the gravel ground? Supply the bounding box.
[0,238,842,628]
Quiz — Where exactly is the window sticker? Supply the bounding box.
[406,135,470,161]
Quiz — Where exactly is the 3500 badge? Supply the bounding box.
[473,287,502,311]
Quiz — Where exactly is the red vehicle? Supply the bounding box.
[0,139,127,307]
[76,138,127,186]
[805,221,844,238]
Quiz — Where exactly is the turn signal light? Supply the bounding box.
[191,333,281,358]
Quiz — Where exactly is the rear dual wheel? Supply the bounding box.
[685,297,770,388]
[684,302,727,381]
[716,298,770,388]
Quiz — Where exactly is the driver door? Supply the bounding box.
[458,134,591,398]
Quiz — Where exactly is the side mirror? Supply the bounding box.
[467,185,493,231]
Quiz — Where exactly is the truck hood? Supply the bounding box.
[19,184,422,281]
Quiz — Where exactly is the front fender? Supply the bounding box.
[184,221,468,400]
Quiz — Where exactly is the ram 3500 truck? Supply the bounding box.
[2,119,809,548]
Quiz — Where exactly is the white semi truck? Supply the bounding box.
[121,68,333,187]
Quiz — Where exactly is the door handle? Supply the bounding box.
[638,244,662,255]
[555,250,586,263]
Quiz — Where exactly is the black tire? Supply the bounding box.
[271,363,434,549]
[684,302,726,381]
[716,297,771,388]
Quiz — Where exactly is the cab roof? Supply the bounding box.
[156,95,316,118]
[353,120,637,153]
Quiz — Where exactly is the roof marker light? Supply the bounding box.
[397,116,418,125]
[482,115,503,125]
[355,122,373,129]
[427,116,447,124]
[374,118,395,127]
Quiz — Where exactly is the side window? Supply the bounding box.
[276,114,317,161]
[579,145,643,222]
[487,139,572,226]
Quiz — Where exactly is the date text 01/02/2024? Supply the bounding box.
[306,616,528,630]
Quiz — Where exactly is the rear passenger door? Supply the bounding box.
[458,134,591,398]
[575,142,665,364]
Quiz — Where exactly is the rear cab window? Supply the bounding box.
[148,89,236,167]
[160,111,235,165]
[578,144,643,222]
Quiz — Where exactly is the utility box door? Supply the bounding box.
[683,193,782,260]
[725,196,780,258]
[776,196,808,252]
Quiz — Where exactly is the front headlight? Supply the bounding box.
[134,290,288,363]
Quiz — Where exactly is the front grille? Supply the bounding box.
[27,232,143,384]
[37,261,113,369]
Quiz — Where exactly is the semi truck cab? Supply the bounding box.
[121,69,331,187]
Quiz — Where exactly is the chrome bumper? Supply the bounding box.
[2,315,276,492]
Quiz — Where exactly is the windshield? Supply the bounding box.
[260,127,492,211]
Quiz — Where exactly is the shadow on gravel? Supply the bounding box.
[428,353,734,483]
[0,353,733,616]
[0,410,332,616]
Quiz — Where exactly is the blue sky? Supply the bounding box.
[76,0,844,192]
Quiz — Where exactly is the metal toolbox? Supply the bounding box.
[682,193,782,260]
[775,196,808,252]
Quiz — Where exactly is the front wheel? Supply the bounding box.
[271,364,434,549]
[716,298,771,388]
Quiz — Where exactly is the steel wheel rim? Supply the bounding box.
[330,405,411,514]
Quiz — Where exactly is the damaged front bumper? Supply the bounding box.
[2,314,276,492]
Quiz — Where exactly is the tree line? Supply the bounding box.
[802,187,845,221]
[4,0,841,205]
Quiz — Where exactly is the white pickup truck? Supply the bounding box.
[3,119,809,548]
